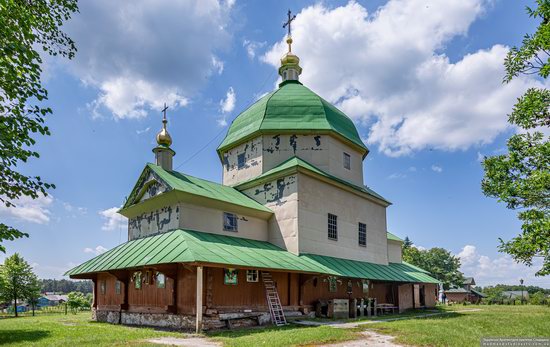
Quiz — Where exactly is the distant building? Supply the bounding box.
[444,277,485,303]
[38,294,68,307]
[502,291,529,300]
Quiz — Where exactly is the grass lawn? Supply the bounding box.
[208,324,357,347]
[371,305,550,347]
[0,312,181,346]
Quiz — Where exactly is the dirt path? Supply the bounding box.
[318,331,404,347]
[147,336,221,347]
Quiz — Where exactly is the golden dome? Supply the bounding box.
[281,51,300,65]
[156,118,172,146]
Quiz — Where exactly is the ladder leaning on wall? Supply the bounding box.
[261,271,287,326]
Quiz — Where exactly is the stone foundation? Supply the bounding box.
[92,308,298,331]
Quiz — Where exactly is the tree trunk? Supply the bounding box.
[13,295,17,318]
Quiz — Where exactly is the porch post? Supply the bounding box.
[196,266,203,333]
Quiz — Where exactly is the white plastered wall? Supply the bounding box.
[262,134,329,172]
[178,202,268,241]
[240,175,299,254]
[128,203,180,240]
[387,240,403,263]
[222,137,263,186]
[297,173,388,264]
[327,137,364,186]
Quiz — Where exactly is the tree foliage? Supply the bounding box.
[40,278,92,294]
[66,291,91,312]
[0,0,78,252]
[402,240,464,289]
[0,253,40,317]
[482,0,550,276]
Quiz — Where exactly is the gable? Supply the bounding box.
[123,166,172,209]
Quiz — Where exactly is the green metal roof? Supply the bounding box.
[300,254,439,284]
[121,163,272,214]
[217,80,368,155]
[445,288,470,293]
[234,156,390,205]
[65,229,438,284]
[387,232,403,242]
[470,289,486,297]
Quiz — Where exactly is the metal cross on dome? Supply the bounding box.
[161,103,168,121]
[283,9,296,37]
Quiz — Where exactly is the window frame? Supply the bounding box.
[246,270,259,283]
[237,153,246,169]
[328,213,338,241]
[100,280,106,295]
[156,272,166,289]
[133,271,142,290]
[358,222,367,247]
[115,280,121,295]
[343,152,351,170]
[223,212,238,232]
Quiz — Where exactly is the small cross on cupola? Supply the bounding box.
[152,103,176,171]
[279,9,302,83]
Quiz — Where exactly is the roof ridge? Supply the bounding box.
[257,87,280,131]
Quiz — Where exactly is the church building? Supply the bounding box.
[66,23,439,331]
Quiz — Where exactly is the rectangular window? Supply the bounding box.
[328,213,338,241]
[100,280,106,295]
[246,270,259,282]
[328,276,337,292]
[115,280,121,295]
[343,152,351,170]
[358,222,367,247]
[156,272,166,289]
[223,212,238,232]
[133,271,142,289]
[237,153,246,169]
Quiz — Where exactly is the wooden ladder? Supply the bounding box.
[261,271,287,326]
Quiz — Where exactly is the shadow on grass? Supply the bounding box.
[0,330,50,345]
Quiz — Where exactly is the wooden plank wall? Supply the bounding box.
[300,275,363,306]
[127,271,174,312]
[96,273,123,308]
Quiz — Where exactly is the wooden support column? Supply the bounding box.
[92,279,98,309]
[196,266,203,333]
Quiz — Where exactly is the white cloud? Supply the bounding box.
[243,39,267,59]
[387,172,407,180]
[217,86,236,126]
[84,245,108,255]
[99,206,127,231]
[136,127,151,135]
[0,195,54,224]
[431,165,443,173]
[66,0,232,120]
[457,245,549,287]
[262,1,543,156]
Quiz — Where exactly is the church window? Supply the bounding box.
[328,213,338,240]
[156,272,166,289]
[246,270,259,282]
[223,212,238,232]
[237,153,246,169]
[328,276,337,292]
[100,280,106,295]
[133,271,142,289]
[343,152,351,170]
[115,280,121,295]
[283,71,287,80]
[358,222,367,247]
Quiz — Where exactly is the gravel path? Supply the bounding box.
[147,336,221,346]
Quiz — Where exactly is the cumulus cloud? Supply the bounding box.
[99,206,127,231]
[431,165,443,173]
[263,0,543,156]
[243,39,266,59]
[84,245,108,255]
[457,245,548,287]
[0,195,54,224]
[217,86,236,126]
[66,0,233,120]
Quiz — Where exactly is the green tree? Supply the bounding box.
[529,290,547,305]
[481,0,550,276]
[403,241,464,289]
[0,0,78,252]
[66,291,90,313]
[0,253,41,317]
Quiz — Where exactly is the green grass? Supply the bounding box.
[0,312,180,346]
[371,305,550,347]
[208,324,357,347]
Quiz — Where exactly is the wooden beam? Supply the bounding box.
[196,266,203,333]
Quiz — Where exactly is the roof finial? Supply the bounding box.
[283,9,296,52]
[279,9,301,83]
[156,103,172,147]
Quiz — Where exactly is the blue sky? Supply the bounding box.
[1,0,548,287]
